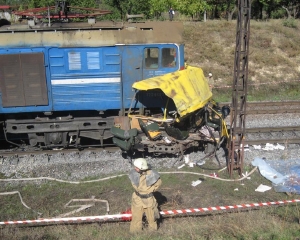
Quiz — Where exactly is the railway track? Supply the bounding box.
[244,126,300,145]
[0,101,299,159]
[0,125,299,161]
[220,100,300,114]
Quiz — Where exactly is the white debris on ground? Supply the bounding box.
[253,143,285,151]
[255,184,272,192]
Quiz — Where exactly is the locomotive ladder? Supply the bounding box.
[228,0,251,177]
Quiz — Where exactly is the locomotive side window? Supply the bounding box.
[144,48,158,69]
[87,52,100,70]
[162,48,176,67]
[68,52,81,70]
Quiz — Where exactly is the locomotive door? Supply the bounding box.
[121,46,143,113]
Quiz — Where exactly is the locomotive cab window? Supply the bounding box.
[144,48,158,69]
[162,48,176,67]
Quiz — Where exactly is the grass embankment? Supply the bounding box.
[1,162,300,239]
[184,19,300,102]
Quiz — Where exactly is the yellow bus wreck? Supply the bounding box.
[111,66,230,160]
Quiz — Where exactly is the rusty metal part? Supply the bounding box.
[145,140,199,155]
[13,1,112,20]
[228,0,251,177]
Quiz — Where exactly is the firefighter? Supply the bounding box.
[129,158,162,232]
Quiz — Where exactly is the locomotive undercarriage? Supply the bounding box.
[3,113,115,149]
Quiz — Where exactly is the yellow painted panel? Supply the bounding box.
[132,66,212,118]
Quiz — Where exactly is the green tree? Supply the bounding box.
[177,0,210,20]
[280,0,300,18]
[104,0,151,20]
[149,0,169,19]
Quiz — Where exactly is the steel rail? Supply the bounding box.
[246,126,300,132]
[220,100,300,107]
[246,109,300,114]
[220,101,300,115]
[0,126,299,159]
[244,125,300,145]
[245,138,300,145]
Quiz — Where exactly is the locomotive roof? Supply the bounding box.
[0,21,183,47]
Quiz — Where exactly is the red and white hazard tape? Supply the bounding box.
[1,199,299,226]
[159,199,300,215]
[0,213,132,225]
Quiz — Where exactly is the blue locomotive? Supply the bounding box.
[0,17,187,148]
[0,5,230,157]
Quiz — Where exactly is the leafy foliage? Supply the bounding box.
[1,0,299,20]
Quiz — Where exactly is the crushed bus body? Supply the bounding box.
[111,66,230,160]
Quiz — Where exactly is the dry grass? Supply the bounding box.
[1,163,300,239]
[184,19,300,102]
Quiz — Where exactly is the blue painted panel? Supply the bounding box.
[52,83,121,110]
[0,44,184,114]
[49,47,120,78]
[49,47,122,111]
[121,46,143,109]
[179,44,185,69]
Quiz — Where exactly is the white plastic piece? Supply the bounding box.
[242,173,251,180]
[255,184,272,192]
[191,180,202,187]
[197,160,206,166]
[275,143,285,150]
[178,164,185,169]
[164,137,172,144]
[262,143,275,151]
[262,143,284,151]
[184,155,190,164]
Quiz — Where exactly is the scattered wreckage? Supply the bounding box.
[111,66,230,160]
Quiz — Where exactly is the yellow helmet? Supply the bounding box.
[133,158,148,170]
